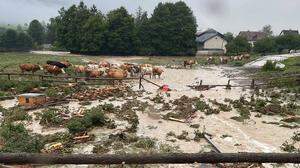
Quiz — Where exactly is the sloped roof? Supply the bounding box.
[238,31,266,41]
[196,29,225,43]
[280,30,299,36]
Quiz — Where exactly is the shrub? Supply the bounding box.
[67,118,87,134]
[0,123,44,153]
[134,137,156,150]
[262,60,278,71]
[3,107,31,123]
[39,108,64,127]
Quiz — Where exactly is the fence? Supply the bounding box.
[0,153,299,165]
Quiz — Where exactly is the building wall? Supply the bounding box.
[204,36,227,53]
[18,96,46,106]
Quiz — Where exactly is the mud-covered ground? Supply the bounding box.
[0,56,299,168]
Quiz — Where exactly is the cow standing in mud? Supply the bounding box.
[140,64,153,78]
[43,64,65,76]
[152,67,164,78]
[183,60,198,68]
[19,64,43,74]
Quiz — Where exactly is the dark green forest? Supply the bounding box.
[0,1,197,56]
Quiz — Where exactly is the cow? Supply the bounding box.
[140,64,153,78]
[243,54,250,60]
[183,60,198,68]
[43,64,65,76]
[152,67,164,78]
[106,68,127,79]
[206,57,215,64]
[46,61,68,68]
[220,57,229,64]
[99,61,110,68]
[19,64,43,74]
[61,60,72,67]
[74,65,86,75]
[85,70,103,78]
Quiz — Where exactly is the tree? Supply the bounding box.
[262,25,273,37]
[226,36,251,55]
[275,34,300,52]
[81,12,106,54]
[1,29,18,50]
[149,1,197,55]
[104,7,137,55]
[28,19,45,45]
[134,7,152,55]
[253,37,277,54]
[223,32,234,43]
[16,32,33,51]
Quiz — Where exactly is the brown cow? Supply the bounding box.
[99,61,110,68]
[243,54,250,60]
[43,64,65,76]
[183,60,198,68]
[85,70,103,78]
[152,67,164,78]
[106,68,127,79]
[74,65,86,74]
[19,64,43,74]
[219,57,229,64]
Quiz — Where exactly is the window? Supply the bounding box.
[25,98,30,103]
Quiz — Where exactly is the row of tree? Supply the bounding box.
[225,25,300,55]
[0,20,46,51]
[47,1,197,55]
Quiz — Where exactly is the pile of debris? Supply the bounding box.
[72,86,128,101]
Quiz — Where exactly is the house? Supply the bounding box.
[280,30,299,36]
[195,29,227,55]
[18,93,46,106]
[238,31,266,46]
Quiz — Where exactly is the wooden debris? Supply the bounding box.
[168,117,185,123]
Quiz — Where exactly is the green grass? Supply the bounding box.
[0,52,104,73]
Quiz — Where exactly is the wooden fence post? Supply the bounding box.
[7,74,10,80]
[200,80,203,86]
[226,80,231,89]
[251,79,255,89]
[139,76,142,89]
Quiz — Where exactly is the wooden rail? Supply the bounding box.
[0,153,299,165]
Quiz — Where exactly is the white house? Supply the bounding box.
[196,29,227,55]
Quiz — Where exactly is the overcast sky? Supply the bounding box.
[0,0,299,35]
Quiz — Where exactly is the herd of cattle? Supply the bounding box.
[19,60,164,79]
[207,54,251,64]
[18,54,251,79]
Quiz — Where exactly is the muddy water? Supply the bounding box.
[133,66,295,154]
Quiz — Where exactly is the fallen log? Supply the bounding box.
[0,153,299,164]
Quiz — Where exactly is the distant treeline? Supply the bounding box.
[0,1,197,56]
[50,1,197,56]
[224,29,300,55]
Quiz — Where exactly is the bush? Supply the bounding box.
[0,123,44,153]
[134,137,156,150]
[3,107,31,123]
[67,118,87,134]
[262,60,278,71]
[67,109,107,134]
[39,108,64,127]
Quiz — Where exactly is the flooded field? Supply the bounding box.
[0,55,299,168]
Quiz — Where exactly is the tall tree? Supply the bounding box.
[104,7,137,55]
[253,37,277,54]
[81,12,106,54]
[28,19,45,45]
[16,32,33,51]
[149,2,197,55]
[1,29,18,50]
[226,36,251,55]
[223,32,234,43]
[262,25,273,37]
